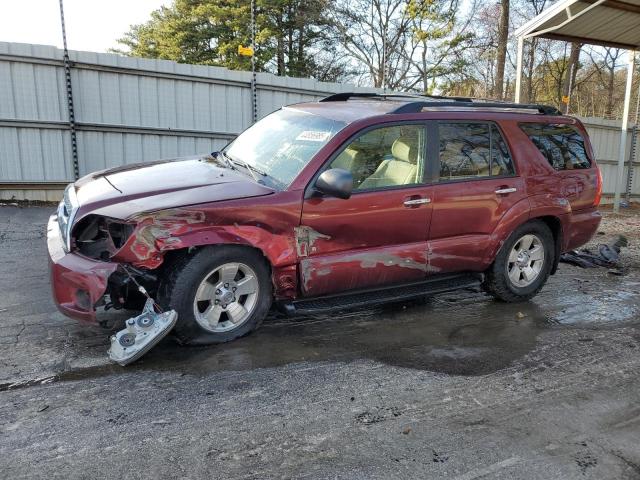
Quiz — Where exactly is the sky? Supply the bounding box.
[0,0,169,52]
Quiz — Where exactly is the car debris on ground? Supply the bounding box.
[108,292,177,366]
[559,235,628,274]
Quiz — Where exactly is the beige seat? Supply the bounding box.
[332,146,370,186]
[332,146,361,172]
[359,137,418,189]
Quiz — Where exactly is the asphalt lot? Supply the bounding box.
[1,204,639,479]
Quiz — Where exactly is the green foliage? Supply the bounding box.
[114,0,337,79]
[406,0,455,42]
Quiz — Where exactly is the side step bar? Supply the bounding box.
[279,273,483,316]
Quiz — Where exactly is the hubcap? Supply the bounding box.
[506,234,545,288]
[193,262,259,333]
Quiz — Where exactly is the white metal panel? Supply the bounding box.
[0,41,377,195]
[515,0,640,49]
[0,128,22,179]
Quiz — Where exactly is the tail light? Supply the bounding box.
[594,167,603,207]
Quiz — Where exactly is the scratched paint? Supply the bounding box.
[300,250,429,294]
[294,226,331,257]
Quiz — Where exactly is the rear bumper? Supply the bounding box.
[48,214,118,324]
[564,208,602,251]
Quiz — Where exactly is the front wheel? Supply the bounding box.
[484,221,554,302]
[160,246,272,345]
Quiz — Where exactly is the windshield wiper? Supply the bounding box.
[227,154,268,183]
[214,151,236,170]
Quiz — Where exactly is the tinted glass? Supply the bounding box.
[491,125,515,176]
[329,124,425,190]
[519,123,591,170]
[438,123,514,180]
[224,108,345,188]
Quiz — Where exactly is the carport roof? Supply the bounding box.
[514,0,640,50]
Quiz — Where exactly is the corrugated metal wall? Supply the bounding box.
[0,42,637,203]
[581,117,639,203]
[0,42,375,201]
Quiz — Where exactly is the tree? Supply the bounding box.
[406,0,474,93]
[330,0,473,90]
[561,42,581,113]
[114,0,345,81]
[493,0,509,99]
[587,47,625,117]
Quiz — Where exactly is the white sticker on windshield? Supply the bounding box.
[296,131,331,142]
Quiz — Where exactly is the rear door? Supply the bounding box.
[299,122,433,297]
[427,121,526,273]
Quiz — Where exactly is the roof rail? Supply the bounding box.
[318,92,561,115]
[319,92,380,102]
[319,92,473,103]
[390,101,561,115]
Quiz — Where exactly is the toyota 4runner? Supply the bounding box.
[48,93,602,345]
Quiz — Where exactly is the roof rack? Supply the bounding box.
[391,101,561,115]
[319,92,473,103]
[318,92,561,116]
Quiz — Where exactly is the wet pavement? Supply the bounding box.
[1,205,639,479]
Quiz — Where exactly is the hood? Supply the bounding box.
[74,156,275,220]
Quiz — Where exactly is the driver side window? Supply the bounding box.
[328,124,425,190]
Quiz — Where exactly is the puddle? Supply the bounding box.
[540,278,640,325]
[3,274,639,392]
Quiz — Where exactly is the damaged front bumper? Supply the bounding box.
[48,214,118,324]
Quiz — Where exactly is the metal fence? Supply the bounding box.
[0,42,637,203]
[580,117,639,204]
[0,42,376,201]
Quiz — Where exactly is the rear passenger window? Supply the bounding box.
[438,123,514,181]
[519,123,591,170]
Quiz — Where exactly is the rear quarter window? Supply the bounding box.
[519,123,591,170]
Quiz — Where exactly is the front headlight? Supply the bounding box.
[57,183,79,253]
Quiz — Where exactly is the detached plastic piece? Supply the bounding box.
[559,235,627,272]
[108,299,177,366]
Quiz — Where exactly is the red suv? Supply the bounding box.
[48,93,602,345]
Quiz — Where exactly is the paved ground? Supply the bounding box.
[0,205,639,479]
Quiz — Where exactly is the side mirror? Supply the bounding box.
[315,168,353,200]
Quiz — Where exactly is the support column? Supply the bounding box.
[515,37,524,103]
[614,51,636,212]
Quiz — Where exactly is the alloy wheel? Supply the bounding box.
[506,234,545,288]
[193,262,260,333]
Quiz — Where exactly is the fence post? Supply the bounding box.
[59,0,80,180]
[250,0,258,123]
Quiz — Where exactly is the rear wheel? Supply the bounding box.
[484,221,554,302]
[160,246,272,345]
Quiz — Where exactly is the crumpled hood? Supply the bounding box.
[73,156,274,220]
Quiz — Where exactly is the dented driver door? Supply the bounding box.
[298,122,433,297]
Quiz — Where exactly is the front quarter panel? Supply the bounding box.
[110,190,304,298]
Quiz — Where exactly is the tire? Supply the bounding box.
[484,220,554,302]
[159,246,272,345]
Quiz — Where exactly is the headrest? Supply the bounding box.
[391,137,418,163]
[341,146,361,160]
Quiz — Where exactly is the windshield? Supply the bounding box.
[223,108,346,188]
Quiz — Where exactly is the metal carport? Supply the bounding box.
[513,0,640,212]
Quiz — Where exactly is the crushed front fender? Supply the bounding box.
[48,214,118,323]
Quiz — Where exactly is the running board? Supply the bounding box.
[279,273,483,316]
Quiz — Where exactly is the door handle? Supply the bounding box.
[495,187,517,194]
[403,198,431,206]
